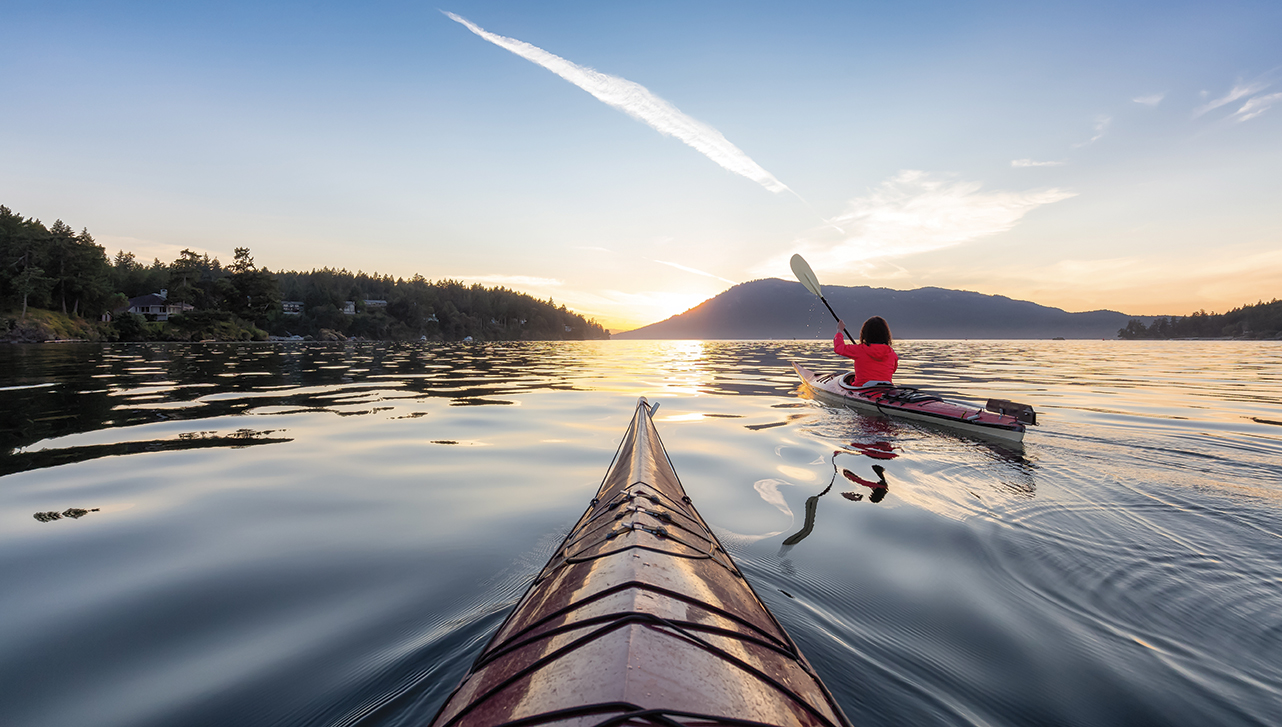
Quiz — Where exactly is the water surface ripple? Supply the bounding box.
[1,340,1280,726]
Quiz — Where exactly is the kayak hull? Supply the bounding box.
[793,362,1027,443]
[429,398,851,727]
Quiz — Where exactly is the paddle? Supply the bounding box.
[781,453,839,546]
[790,254,850,339]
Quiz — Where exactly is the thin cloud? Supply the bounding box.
[754,170,1076,276]
[1090,116,1111,141]
[1132,93,1165,106]
[652,259,736,284]
[1011,159,1066,168]
[443,11,790,194]
[927,246,1282,316]
[1231,92,1282,122]
[1195,79,1272,117]
[1073,115,1111,147]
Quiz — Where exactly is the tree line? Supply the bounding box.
[1,204,607,341]
[1118,300,1282,340]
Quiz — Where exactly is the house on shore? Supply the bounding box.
[282,301,304,314]
[126,290,194,321]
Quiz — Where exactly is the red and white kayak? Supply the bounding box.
[793,362,1035,443]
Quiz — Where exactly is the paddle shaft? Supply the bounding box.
[818,296,852,340]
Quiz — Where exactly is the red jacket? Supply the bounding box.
[833,333,898,386]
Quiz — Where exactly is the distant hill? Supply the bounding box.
[614,278,1150,340]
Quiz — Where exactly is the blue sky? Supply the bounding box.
[3,0,1280,330]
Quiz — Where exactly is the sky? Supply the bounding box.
[3,0,1280,331]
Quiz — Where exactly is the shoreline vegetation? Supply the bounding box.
[1,205,607,343]
[1116,303,1282,340]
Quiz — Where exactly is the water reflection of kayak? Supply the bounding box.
[429,398,852,727]
[793,362,1035,443]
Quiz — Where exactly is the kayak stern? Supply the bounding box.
[793,362,1028,443]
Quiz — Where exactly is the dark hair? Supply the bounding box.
[859,316,892,345]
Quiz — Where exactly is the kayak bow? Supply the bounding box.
[429,397,852,727]
[793,362,1033,443]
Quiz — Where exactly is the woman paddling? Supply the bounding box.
[834,317,898,387]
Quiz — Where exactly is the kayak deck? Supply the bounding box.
[793,362,1028,442]
[429,398,851,727]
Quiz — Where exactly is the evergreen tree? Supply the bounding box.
[169,249,205,307]
[227,248,279,326]
[0,207,54,316]
[64,229,112,317]
[13,255,52,318]
[46,220,77,314]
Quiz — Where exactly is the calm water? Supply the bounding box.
[2,340,1280,727]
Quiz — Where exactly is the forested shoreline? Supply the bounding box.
[0,205,607,342]
[1117,301,1282,340]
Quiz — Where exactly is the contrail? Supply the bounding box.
[652,260,736,284]
[444,11,791,195]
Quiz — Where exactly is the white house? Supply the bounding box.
[126,289,194,321]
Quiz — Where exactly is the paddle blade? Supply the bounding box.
[790,254,823,296]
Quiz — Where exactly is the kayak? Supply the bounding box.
[793,362,1035,443]
[429,397,852,727]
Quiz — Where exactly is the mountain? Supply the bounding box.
[614,278,1148,340]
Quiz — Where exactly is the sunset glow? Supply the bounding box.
[3,1,1278,331]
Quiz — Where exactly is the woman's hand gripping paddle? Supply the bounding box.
[790,254,850,340]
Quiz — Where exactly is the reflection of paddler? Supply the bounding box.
[841,464,888,503]
[781,454,895,548]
